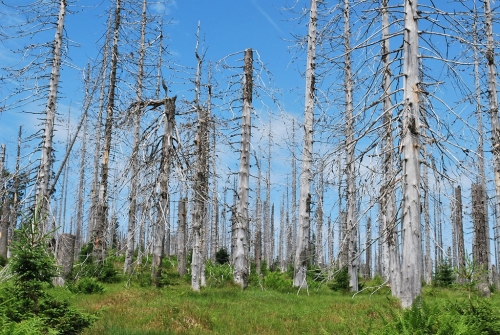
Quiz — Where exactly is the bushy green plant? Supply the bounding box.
[215,248,230,265]
[433,259,455,287]
[0,210,95,334]
[380,296,500,335]
[329,267,350,292]
[68,277,104,294]
[263,271,292,292]
[206,262,233,287]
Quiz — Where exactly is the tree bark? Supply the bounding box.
[0,144,8,260]
[53,233,75,287]
[294,0,316,289]
[399,0,422,308]
[93,0,121,263]
[152,97,176,286]
[35,0,66,233]
[233,48,253,289]
[177,197,187,277]
[454,185,465,283]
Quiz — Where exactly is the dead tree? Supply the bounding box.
[294,0,317,289]
[233,48,253,289]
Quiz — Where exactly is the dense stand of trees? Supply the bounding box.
[0,0,500,309]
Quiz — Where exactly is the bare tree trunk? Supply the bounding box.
[233,48,252,289]
[255,152,262,274]
[88,11,112,245]
[291,119,297,266]
[316,161,324,267]
[472,183,490,296]
[210,116,218,263]
[177,197,187,277]
[8,127,23,257]
[152,97,176,286]
[423,145,432,285]
[264,127,271,269]
[343,0,358,293]
[35,0,66,232]
[399,0,422,308]
[294,0,316,289]
[365,217,371,278]
[279,194,285,271]
[455,185,465,283]
[53,233,75,287]
[484,0,500,279]
[0,144,8,260]
[93,0,121,263]
[191,29,210,290]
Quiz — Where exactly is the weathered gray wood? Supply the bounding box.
[53,233,76,287]
[294,0,317,289]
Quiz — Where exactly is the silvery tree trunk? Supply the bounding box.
[93,0,121,263]
[53,233,75,287]
[35,0,66,232]
[423,144,432,285]
[152,96,176,286]
[399,0,422,308]
[124,0,147,275]
[191,32,210,290]
[365,217,371,278]
[294,0,316,289]
[255,152,262,274]
[279,194,285,271]
[455,186,465,283]
[233,48,253,289]
[472,183,490,296]
[484,0,500,278]
[343,0,357,292]
[177,197,187,277]
[381,0,400,296]
[291,119,297,265]
[315,161,324,267]
[0,144,8,260]
[210,117,218,264]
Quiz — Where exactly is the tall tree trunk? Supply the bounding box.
[365,217,371,278]
[35,0,66,232]
[53,233,75,287]
[316,161,324,267]
[124,0,147,275]
[291,119,297,266]
[343,0,357,292]
[472,183,490,295]
[233,48,252,289]
[177,197,187,277]
[93,0,121,263]
[210,113,218,263]
[88,11,112,245]
[484,0,500,279]
[455,185,465,283]
[399,0,422,308]
[255,152,262,274]
[0,144,8,260]
[423,145,432,285]
[294,0,316,289]
[152,97,176,286]
[191,30,210,290]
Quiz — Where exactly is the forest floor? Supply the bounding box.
[47,260,500,335]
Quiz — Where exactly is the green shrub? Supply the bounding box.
[0,210,95,334]
[329,267,350,292]
[263,271,292,292]
[215,248,230,265]
[433,259,455,287]
[68,277,104,294]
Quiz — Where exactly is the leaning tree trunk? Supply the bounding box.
[233,48,253,289]
[294,0,317,289]
[35,0,66,233]
[93,0,121,263]
[343,0,358,292]
[398,0,422,308]
[152,96,176,286]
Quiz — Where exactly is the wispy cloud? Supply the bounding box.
[151,0,177,16]
[251,0,284,36]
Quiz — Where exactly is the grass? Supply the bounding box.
[42,265,500,335]
[52,277,399,335]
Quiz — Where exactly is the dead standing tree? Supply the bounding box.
[233,48,253,289]
[294,0,317,289]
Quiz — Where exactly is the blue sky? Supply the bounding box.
[1,0,499,266]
